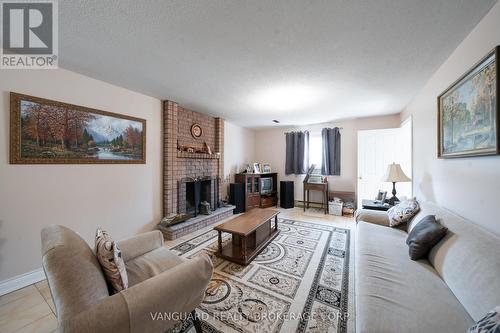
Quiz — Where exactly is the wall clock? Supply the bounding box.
[191,123,203,138]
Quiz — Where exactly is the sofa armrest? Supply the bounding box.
[57,293,130,333]
[57,254,213,333]
[122,254,213,333]
[118,230,164,262]
[355,209,390,226]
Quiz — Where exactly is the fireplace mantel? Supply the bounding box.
[177,151,220,159]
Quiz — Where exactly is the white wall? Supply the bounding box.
[254,114,401,203]
[401,1,500,236]
[0,69,162,282]
[222,122,256,199]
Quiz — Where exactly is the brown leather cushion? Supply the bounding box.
[406,215,447,260]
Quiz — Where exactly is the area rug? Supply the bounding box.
[169,218,353,333]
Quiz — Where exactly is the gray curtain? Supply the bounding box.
[285,131,309,174]
[321,127,341,175]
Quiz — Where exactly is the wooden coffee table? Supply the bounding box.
[214,209,280,265]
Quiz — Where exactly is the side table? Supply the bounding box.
[361,199,392,211]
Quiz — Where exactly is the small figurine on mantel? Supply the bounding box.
[204,142,212,155]
[177,139,213,154]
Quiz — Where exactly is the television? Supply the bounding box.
[260,177,273,195]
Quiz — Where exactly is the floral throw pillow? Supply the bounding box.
[95,227,128,293]
[468,306,500,333]
[387,198,420,227]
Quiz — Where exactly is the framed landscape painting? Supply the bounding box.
[438,46,499,158]
[10,93,146,164]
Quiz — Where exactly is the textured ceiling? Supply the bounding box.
[59,0,497,128]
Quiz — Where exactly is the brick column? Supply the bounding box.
[163,100,178,216]
[163,102,224,218]
[215,118,224,197]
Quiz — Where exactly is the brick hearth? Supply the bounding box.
[158,206,235,240]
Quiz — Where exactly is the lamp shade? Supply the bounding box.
[382,163,411,182]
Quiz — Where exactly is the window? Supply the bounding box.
[309,132,322,168]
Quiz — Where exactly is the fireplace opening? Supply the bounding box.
[180,176,219,217]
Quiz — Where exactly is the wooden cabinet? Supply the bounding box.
[260,195,277,208]
[235,172,278,211]
[235,173,261,211]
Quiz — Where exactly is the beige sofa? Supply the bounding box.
[355,201,500,333]
[41,225,213,333]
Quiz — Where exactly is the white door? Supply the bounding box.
[357,125,412,208]
[397,117,413,198]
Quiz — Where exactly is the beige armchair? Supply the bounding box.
[41,225,213,333]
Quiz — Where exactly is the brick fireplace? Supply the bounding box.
[161,101,233,239]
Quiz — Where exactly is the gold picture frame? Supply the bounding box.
[437,46,499,158]
[10,92,146,164]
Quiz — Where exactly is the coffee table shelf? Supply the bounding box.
[214,209,280,265]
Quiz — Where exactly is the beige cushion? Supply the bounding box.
[356,221,473,333]
[123,254,213,333]
[355,209,391,226]
[95,228,128,293]
[125,247,184,287]
[410,202,500,321]
[118,230,164,262]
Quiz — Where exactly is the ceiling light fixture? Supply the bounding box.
[272,120,280,123]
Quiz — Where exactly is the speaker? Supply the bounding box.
[280,181,294,208]
[229,183,245,214]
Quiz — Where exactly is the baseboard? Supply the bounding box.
[296,200,325,209]
[0,269,46,296]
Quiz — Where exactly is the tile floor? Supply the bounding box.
[0,207,355,333]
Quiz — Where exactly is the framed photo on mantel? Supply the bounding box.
[437,46,499,158]
[10,92,146,164]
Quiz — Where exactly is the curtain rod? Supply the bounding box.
[284,127,343,134]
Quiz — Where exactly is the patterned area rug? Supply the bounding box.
[169,218,353,333]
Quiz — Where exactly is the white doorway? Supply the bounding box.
[357,119,412,207]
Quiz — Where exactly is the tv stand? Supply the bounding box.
[235,172,278,211]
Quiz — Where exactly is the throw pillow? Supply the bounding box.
[468,305,500,333]
[95,227,128,293]
[406,215,447,260]
[387,198,420,227]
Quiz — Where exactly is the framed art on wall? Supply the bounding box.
[438,46,499,158]
[10,92,146,164]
